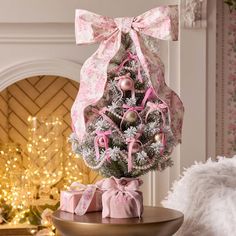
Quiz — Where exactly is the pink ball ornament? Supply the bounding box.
[132,142,141,153]
[97,137,105,147]
[120,76,134,91]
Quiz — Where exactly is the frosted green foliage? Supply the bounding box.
[70,34,177,178]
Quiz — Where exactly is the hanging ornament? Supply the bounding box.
[97,137,106,147]
[115,73,135,99]
[132,142,141,153]
[125,111,138,123]
[154,133,162,142]
[120,74,134,91]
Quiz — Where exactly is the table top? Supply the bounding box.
[53,206,183,225]
[53,207,184,236]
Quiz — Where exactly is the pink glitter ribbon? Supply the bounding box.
[126,132,142,172]
[72,6,184,143]
[94,130,112,160]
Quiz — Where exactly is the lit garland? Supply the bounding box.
[0,116,101,233]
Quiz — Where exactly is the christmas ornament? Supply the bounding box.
[119,74,134,91]
[154,133,162,142]
[125,110,138,123]
[132,143,141,153]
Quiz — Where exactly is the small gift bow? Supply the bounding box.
[101,177,143,218]
[69,182,100,216]
[71,6,184,144]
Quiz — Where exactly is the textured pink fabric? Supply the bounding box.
[71,6,184,144]
[60,190,81,214]
[100,177,143,218]
[60,189,102,214]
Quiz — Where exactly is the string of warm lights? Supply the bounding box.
[0,116,91,229]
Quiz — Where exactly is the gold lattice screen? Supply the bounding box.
[0,75,101,184]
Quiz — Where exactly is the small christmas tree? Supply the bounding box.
[71,35,179,178]
[70,6,184,179]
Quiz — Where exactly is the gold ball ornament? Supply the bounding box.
[154,133,162,142]
[125,111,137,123]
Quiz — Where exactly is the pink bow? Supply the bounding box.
[94,130,112,161]
[71,6,184,143]
[116,52,143,83]
[126,132,142,172]
[145,101,169,126]
[101,177,143,218]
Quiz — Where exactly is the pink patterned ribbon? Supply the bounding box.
[74,185,97,216]
[68,182,100,216]
[94,130,112,160]
[71,6,184,143]
[101,177,143,218]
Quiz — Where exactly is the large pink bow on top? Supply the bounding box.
[71,5,184,143]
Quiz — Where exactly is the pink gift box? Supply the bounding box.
[60,189,102,214]
[100,177,144,218]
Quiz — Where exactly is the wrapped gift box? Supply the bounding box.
[60,189,103,214]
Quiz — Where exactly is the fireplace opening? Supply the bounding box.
[0,75,100,228]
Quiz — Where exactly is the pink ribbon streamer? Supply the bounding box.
[116,51,143,83]
[101,177,143,218]
[126,132,142,172]
[121,104,144,128]
[141,87,155,107]
[71,6,184,143]
[94,130,112,160]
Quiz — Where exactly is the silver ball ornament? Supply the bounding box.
[125,111,137,123]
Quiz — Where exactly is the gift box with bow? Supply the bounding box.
[100,177,143,218]
[60,182,103,215]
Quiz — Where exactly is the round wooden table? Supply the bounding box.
[52,206,183,236]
